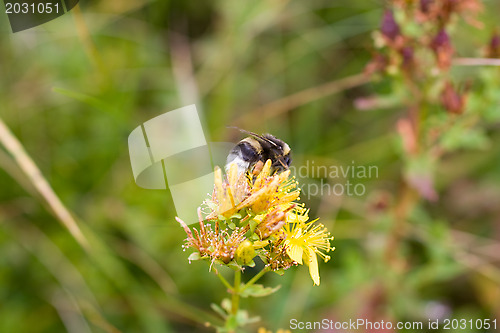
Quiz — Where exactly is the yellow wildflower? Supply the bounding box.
[283,220,334,285]
[253,206,290,240]
[205,163,249,219]
[177,208,248,265]
[205,160,300,219]
[239,160,300,214]
[183,158,335,281]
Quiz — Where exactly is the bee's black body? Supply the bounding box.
[226,131,291,174]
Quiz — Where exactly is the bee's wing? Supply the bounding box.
[227,126,279,147]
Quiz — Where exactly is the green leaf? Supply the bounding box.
[187,252,201,261]
[210,303,227,319]
[227,261,243,271]
[440,124,490,151]
[249,219,260,233]
[52,87,112,113]
[240,284,281,298]
[224,314,239,331]
[214,259,225,266]
[250,233,259,241]
[216,309,260,333]
[258,253,268,264]
[272,269,285,276]
[236,310,260,326]
[221,298,232,313]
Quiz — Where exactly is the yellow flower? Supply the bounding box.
[181,158,336,280]
[206,163,249,219]
[205,159,300,219]
[283,220,334,286]
[239,160,300,214]
[177,208,248,265]
[253,206,289,240]
[284,205,309,224]
[252,204,309,240]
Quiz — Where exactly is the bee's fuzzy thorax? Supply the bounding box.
[226,130,292,175]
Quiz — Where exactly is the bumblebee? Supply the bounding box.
[226,128,292,175]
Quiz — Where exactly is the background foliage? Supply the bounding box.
[1,0,500,332]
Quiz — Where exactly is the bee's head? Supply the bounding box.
[262,134,292,171]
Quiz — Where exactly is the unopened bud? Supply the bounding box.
[431,29,454,70]
[400,46,415,71]
[487,30,500,58]
[440,81,465,114]
[420,0,433,13]
[235,240,256,266]
[381,10,400,41]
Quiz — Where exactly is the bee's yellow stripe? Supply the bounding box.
[241,137,263,153]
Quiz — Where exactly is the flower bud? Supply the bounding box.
[235,240,256,266]
[380,10,400,41]
[487,30,500,58]
[440,81,465,114]
[420,0,433,13]
[431,29,454,70]
[400,46,415,72]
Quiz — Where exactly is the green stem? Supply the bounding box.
[231,270,241,315]
[216,271,234,292]
[240,266,270,293]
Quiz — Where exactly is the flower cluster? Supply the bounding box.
[367,0,483,84]
[363,0,497,202]
[177,160,334,285]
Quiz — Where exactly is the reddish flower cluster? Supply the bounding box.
[364,0,494,202]
[367,0,484,76]
[415,0,483,27]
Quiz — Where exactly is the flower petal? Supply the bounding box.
[253,160,272,189]
[285,241,303,264]
[306,248,320,286]
[227,162,239,186]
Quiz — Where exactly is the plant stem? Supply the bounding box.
[240,266,270,293]
[216,271,234,292]
[384,181,417,265]
[231,270,241,315]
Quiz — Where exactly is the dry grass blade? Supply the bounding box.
[0,117,89,250]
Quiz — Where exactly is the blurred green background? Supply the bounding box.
[1,0,500,332]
